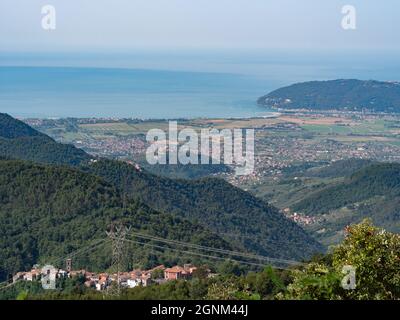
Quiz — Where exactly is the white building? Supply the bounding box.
[127,278,141,288]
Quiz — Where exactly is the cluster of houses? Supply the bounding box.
[282,208,318,226]
[12,259,205,291]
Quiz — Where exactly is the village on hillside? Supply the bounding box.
[12,259,212,291]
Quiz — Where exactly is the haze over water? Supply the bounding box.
[1,50,400,119]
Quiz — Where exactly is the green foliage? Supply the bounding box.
[0,136,90,166]
[292,163,400,235]
[281,220,400,300]
[205,268,289,301]
[137,153,232,179]
[0,113,89,166]
[0,113,324,262]
[245,266,288,298]
[0,159,230,281]
[84,159,324,260]
[5,221,397,301]
[332,220,400,299]
[16,290,29,300]
[293,163,400,214]
[258,79,400,112]
[279,263,343,300]
[206,278,260,300]
[217,261,247,276]
[303,159,374,179]
[0,281,43,300]
[0,113,47,139]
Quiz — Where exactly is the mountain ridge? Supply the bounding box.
[0,113,324,263]
[258,79,400,112]
[0,158,231,281]
[289,162,400,245]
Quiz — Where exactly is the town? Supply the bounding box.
[12,259,209,292]
[24,112,400,231]
[25,112,400,183]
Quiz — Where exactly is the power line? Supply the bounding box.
[50,238,109,267]
[2,226,304,293]
[128,230,304,267]
[218,232,309,246]
[122,238,269,268]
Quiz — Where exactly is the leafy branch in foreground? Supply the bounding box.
[280,219,400,300]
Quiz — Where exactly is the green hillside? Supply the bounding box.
[301,159,374,179]
[137,154,232,179]
[0,113,90,166]
[289,163,400,244]
[258,79,400,112]
[83,159,323,260]
[0,159,230,281]
[0,136,91,166]
[0,113,48,139]
[0,113,324,263]
[293,163,400,215]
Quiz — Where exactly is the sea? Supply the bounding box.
[0,49,399,119]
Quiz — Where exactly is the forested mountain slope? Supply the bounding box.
[0,113,324,264]
[290,163,400,244]
[293,163,400,216]
[0,159,230,281]
[0,113,90,166]
[84,159,324,260]
[258,79,400,112]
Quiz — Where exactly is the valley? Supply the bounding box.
[0,113,323,284]
[24,111,400,247]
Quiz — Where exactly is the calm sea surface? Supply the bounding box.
[1,50,399,118]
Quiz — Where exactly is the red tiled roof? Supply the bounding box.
[165,266,185,273]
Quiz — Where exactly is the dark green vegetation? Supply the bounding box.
[241,158,400,246]
[0,113,47,139]
[296,159,374,179]
[138,158,232,180]
[3,220,398,300]
[292,162,400,234]
[258,79,400,112]
[0,159,231,281]
[83,159,323,260]
[0,137,90,166]
[1,265,289,301]
[141,163,231,180]
[282,221,400,300]
[293,162,400,215]
[0,113,323,281]
[0,114,90,166]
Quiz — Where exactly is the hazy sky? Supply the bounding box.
[0,0,399,52]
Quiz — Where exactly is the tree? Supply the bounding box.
[245,266,287,298]
[332,219,400,300]
[280,220,400,300]
[278,263,343,300]
[206,277,261,300]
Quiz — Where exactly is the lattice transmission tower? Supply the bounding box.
[105,224,130,296]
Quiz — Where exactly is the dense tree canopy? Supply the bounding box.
[0,159,231,281]
[281,220,400,300]
[258,79,400,112]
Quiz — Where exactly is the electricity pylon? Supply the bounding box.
[105,224,130,297]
